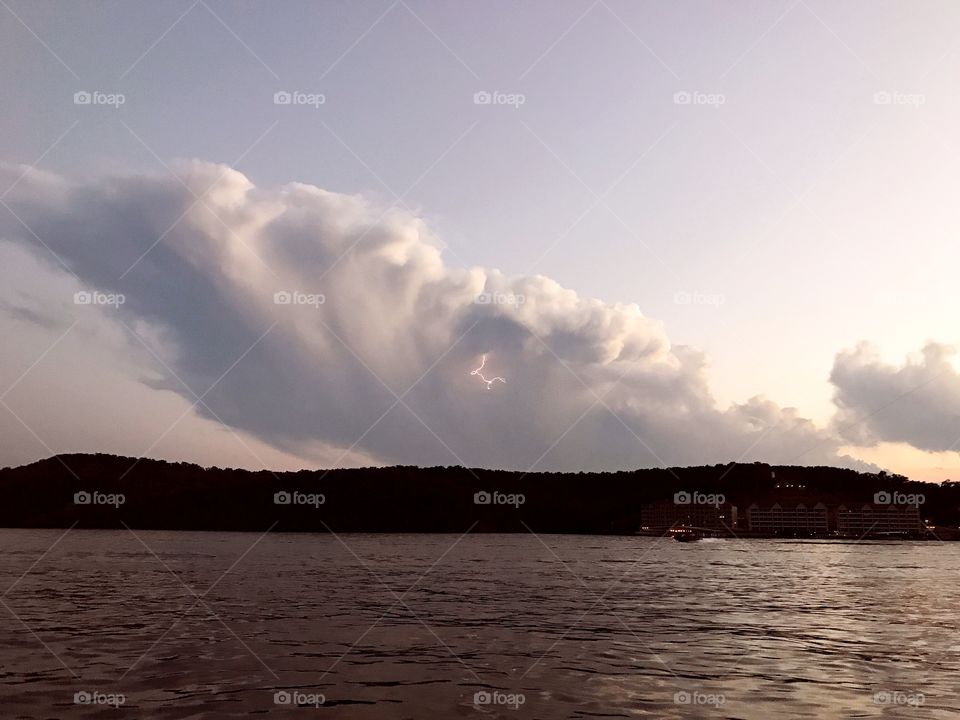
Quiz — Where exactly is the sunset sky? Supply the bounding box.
[2,1,959,479]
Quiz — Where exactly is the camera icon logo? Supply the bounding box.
[274,91,292,105]
[473,91,492,105]
[474,691,492,705]
[273,290,292,305]
[74,291,93,305]
[74,690,92,704]
[274,690,292,705]
[874,491,892,505]
[74,491,92,505]
[673,91,691,105]
[274,491,292,505]
[474,491,491,505]
[673,491,691,505]
[73,91,92,105]
[674,690,691,704]
[873,91,892,105]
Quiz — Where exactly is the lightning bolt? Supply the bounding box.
[470,354,505,390]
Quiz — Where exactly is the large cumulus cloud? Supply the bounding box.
[831,342,960,454]
[1,162,867,471]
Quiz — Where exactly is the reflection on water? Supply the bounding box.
[0,530,958,718]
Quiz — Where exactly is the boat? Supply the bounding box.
[673,530,702,542]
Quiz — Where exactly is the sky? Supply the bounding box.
[1,0,959,479]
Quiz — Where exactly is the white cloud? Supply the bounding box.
[831,342,960,453]
[1,162,871,471]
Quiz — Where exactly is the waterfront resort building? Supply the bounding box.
[745,502,829,535]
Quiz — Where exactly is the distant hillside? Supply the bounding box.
[0,454,956,533]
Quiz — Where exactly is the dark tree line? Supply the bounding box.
[0,454,957,533]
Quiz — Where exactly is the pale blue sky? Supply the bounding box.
[3,1,960,477]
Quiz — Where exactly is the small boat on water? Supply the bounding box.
[673,530,702,542]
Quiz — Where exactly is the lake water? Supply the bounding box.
[0,530,957,718]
